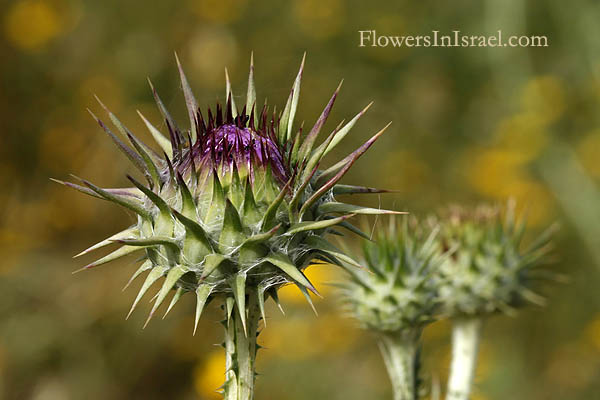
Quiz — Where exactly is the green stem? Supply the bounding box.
[378,329,420,400]
[446,317,483,400]
[223,292,261,400]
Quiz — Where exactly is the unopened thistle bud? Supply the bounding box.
[437,201,555,400]
[343,218,444,400]
[437,201,554,318]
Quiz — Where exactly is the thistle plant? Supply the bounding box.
[53,54,399,400]
[342,218,445,400]
[437,202,555,400]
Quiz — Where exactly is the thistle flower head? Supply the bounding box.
[436,201,555,317]
[55,54,398,332]
[344,218,444,333]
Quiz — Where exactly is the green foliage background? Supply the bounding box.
[1,0,599,399]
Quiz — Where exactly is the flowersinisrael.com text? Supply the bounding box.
[359,30,548,48]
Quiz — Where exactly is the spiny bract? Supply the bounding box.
[55,54,398,333]
[344,218,444,333]
[436,202,555,317]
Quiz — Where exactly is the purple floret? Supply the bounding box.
[190,124,288,184]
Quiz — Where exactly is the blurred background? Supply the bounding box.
[1,0,600,399]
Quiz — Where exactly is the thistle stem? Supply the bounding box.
[223,292,261,400]
[378,329,420,400]
[446,317,483,400]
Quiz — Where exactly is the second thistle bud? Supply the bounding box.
[342,217,445,400]
[345,218,444,333]
[436,202,554,318]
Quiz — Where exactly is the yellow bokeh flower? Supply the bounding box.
[278,263,339,304]
[194,350,225,399]
[4,0,63,51]
[313,314,359,353]
[464,147,529,198]
[464,147,554,225]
